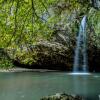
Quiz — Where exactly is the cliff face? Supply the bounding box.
[6,41,73,71]
[91,0,100,9]
[2,0,100,71]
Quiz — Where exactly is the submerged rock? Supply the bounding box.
[41,93,84,100]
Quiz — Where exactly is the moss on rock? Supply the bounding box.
[41,93,84,100]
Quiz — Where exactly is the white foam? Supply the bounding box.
[98,95,100,100]
[67,72,91,75]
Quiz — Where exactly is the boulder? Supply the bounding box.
[6,39,100,71]
[41,93,84,100]
[6,40,73,70]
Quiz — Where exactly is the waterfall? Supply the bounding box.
[73,15,88,72]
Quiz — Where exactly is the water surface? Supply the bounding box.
[0,72,100,100]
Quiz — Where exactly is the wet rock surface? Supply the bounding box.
[41,93,84,100]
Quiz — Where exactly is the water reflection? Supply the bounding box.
[73,75,88,99]
[0,72,100,100]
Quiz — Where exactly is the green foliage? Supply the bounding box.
[0,0,100,68]
[88,8,100,47]
[0,0,57,48]
[0,59,14,68]
[13,48,38,65]
[0,0,99,48]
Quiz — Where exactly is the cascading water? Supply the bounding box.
[73,15,88,73]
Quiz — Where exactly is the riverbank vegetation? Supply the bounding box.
[0,0,100,71]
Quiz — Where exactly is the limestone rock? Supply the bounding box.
[6,41,73,70]
[41,93,84,100]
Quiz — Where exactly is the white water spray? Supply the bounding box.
[73,15,88,72]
